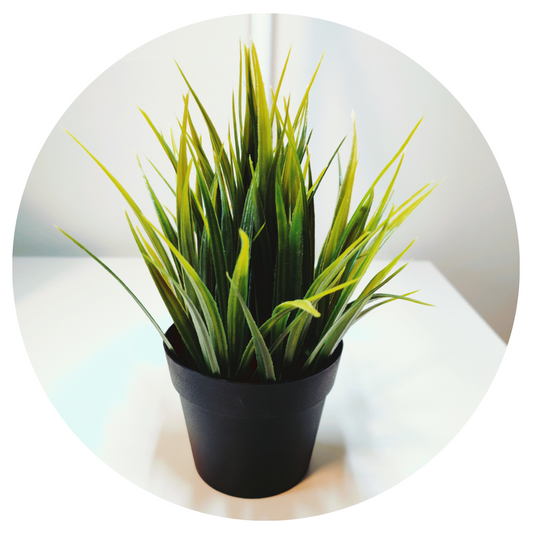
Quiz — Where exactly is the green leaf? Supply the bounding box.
[194,162,230,325]
[319,209,396,334]
[288,175,305,300]
[281,311,313,379]
[269,46,291,126]
[137,155,181,275]
[142,252,222,377]
[123,213,207,371]
[240,164,274,325]
[56,226,176,356]
[332,190,373,260]
[146,157,176,196]
[236,282,361,381]
[235,295,322,381]
[227,273,276,382]
[307,137,346,202]
[359,240,416,300]
[227,230,251,377]
[274,299,320,317]
[302,295,369,374]
[175,61,232,186]
[316,115,358,276]
[65,131,179,283]
[273,175,289,307]
[305,229,372,299]
[61,43,437,383]
[138,108,178,172]
[250,43,273,198]
[148,220,230,377]
[293,52,324,129]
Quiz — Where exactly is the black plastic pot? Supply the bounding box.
[164,324,342,498]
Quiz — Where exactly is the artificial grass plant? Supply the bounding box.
[58,42,436,383]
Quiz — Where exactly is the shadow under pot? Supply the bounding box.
[163,324,342,499]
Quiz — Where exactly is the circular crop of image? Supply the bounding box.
[13,13,518,520]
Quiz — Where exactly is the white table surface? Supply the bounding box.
[12,257,506,520]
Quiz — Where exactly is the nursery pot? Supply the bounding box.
[163,324,342,498]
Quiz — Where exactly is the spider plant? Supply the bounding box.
[58,42,436,383]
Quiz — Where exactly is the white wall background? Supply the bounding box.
[13,14,519,342]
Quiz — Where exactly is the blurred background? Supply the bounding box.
[12,13,519,342]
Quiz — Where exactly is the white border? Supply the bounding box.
[3,1,531,531]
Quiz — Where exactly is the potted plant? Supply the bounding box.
[58,42,436,498]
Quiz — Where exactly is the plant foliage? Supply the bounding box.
[59,42,436,383]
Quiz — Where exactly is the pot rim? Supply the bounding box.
[164,323,343,387]
[163,323,343,418]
